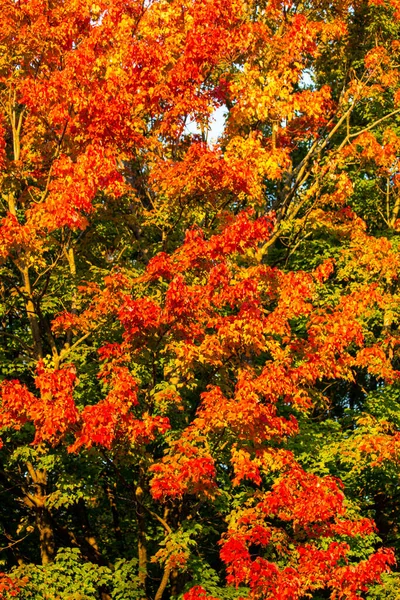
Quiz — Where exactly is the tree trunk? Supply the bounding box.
[135,473,148,597]
[26,462,55,564]
[36,506,55,565]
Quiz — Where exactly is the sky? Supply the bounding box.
[185,105,226,143]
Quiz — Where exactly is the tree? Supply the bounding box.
[0,0,400,598]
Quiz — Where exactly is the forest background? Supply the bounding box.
[0,0,400,598]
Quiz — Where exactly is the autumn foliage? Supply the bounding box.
[0,0,400,598]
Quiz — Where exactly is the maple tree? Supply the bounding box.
[0,0,400,598]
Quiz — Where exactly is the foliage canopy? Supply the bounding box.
[0,0,400,598]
